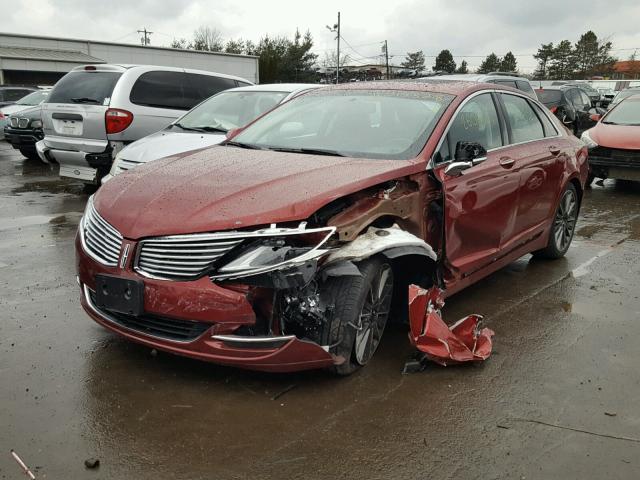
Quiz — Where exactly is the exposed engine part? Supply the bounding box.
[280,282,333,344]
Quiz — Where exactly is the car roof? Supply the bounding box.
[416,73,526,82]
[69,64,250,82]
[223,83,320,94]
[321,80,520,97]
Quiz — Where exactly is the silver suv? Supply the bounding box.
[37,64,252,184]
[416,73,537,99]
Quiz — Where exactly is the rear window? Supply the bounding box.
[516,80,535,95]
[48,71,122,105]
[494,80,517,88]
[130,71,237,110]
[536,89,562,105]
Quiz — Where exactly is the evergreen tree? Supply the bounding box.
[500,52,518,72]
[455,60,469,74]
[434,49,456,73]
[477,53,501,73]
[548,40,575,80]
[401,51,426,74]
[533,43,554,80]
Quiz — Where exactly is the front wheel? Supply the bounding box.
[321,257,394,375]
[533,183,579,259]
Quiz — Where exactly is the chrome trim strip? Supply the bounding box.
[82,284,203,344]
[211,334,296,343]
[429,89,563,169]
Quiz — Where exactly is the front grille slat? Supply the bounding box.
[136,235,243,280]
[82,199,123,267]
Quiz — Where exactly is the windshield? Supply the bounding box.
[47,71,122,105]
[603,97,640,125]
[611,89,640,105]
[230,90,454,160]
[536,90,562,105]
[176,90,289,132]
[16,90,49,105]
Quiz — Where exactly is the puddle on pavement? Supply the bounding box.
[0,212,83,230]
[12,180,86,196]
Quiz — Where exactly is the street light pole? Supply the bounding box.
[326,12,341,84]
[384,40,390,80]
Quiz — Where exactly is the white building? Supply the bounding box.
[0,32,259,85]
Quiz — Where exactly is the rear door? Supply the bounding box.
[435,92,520,277]
[497,93,564,244]
[41,68,122,152]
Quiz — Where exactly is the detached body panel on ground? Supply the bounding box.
[76,81,588,373]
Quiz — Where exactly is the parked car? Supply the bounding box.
[0,89,49,139]
[76,81,587,374]
[416,72,537,99]
[597,87,616,107]
[37,64,252,185]
[535,86,601,135]
[608,87,640,110]
[2,106,45,160]
[102,83,319,182]
[581,94,640,182]
[0,86,37,108]
[565,82,601,106]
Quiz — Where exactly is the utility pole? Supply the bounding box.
[384,40,390,80]
[326,12,341,84]
[138,28,153,46]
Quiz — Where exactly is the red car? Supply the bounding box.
[581,94,640,182]
[76,81,588,374]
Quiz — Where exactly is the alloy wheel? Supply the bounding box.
[353,265,393,365]
[553,188,578,252]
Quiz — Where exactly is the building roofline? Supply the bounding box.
[0,31,259,60]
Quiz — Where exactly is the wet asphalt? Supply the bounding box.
[0,140,639,480]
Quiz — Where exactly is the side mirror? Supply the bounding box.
[454,141,487,162]
[226,127,242,140]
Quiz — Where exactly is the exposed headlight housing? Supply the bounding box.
[30,119,43,129]
[212,224,335,280]
[580,130,598,149]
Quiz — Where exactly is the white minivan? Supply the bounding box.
[37,64,252,184]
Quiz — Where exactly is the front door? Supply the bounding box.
[434,93,520,279]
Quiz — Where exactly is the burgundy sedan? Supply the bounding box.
[581,94,640,182]
[76,81,588,374]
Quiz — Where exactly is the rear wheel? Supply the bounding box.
[321,257,394,375]
[533,183,579,259]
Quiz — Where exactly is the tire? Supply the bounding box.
[321,257,394,375]
[533,183,579,259]
[19,148,39,162]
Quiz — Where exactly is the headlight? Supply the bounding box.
[211,224,335,280]
[30,120,42,128]
[580,130,598,149]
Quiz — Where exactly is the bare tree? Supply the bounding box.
[191,26,224,52]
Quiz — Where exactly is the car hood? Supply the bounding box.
[118,129,227,165]
[95,146,420,239]
[1,104,34,116]
[590,123,640,150]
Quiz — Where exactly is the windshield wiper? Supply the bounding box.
[225,140,264,150]
[602,121,618,125]
[191,126,228,133]
[268,147,346,157]
[172,123,208,132]
[71,97,100,104]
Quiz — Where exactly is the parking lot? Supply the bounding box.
[0,139,639,479]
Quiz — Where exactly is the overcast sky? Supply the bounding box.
[5,0,640,72]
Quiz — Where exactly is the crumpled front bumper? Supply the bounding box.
[76,233,336,372]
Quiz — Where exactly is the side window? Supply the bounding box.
[531,102,558,137]
[579,91,592,108]
[500,94,545,143]
[183,74,237,109]
[435,133,452,163]
[495,80,517,89]
[236,81,252,87]
[130,71,187,110]
[446,93,503,154]
[566,89,581,109]
[516,80,535,96]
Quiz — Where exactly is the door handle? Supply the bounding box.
[548,145,561,155]
[499,156,515,168]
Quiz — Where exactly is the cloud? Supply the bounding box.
[4,0,640,72]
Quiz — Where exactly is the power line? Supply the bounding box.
[137,28,153,46]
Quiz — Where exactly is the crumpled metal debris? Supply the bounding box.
[408,285,494,367]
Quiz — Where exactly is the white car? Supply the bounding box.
[0,89,50,139]
[102,83,320,183]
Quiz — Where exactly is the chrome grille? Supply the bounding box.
[81,199,123,266]
[18,118,29,129]
[136,235,244,280]
[10,117,18,128]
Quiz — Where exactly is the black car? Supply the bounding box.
[0,86,37,107]
[535,86,602,136]
[3,106,45,161]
